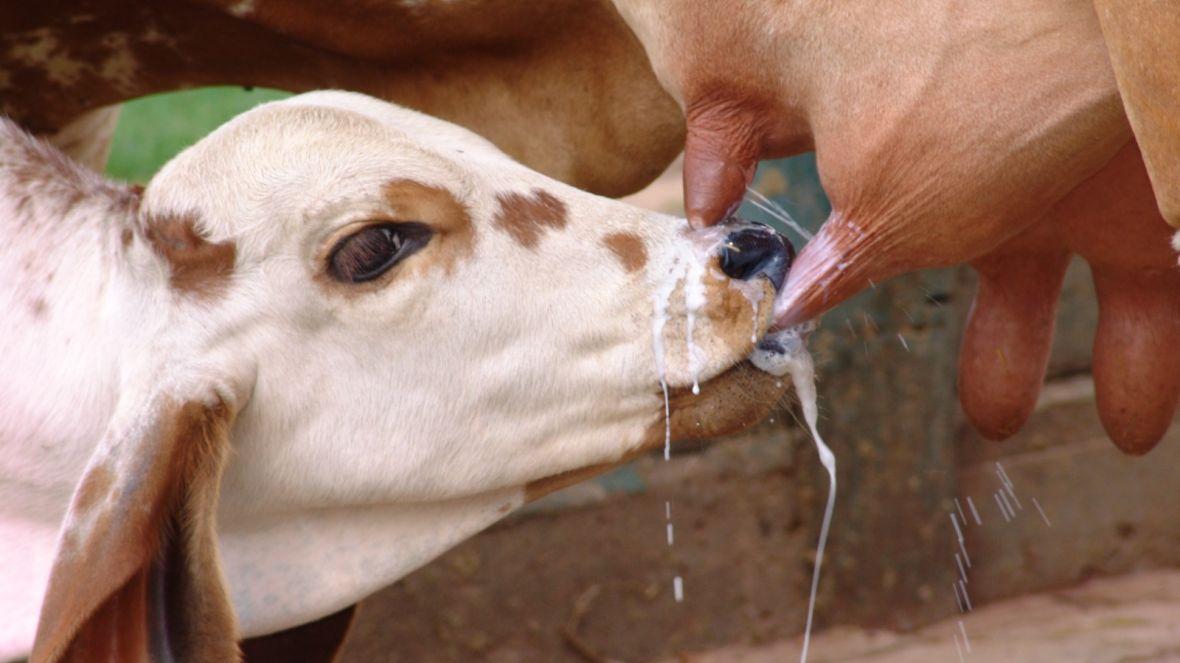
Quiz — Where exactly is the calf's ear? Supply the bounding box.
[0,117,140,231]
[31,383,249,663]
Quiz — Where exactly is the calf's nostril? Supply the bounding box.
[719,226,795,290]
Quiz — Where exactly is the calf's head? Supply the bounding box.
[25,91,791,659]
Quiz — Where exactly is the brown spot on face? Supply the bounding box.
[143,212,236,299]
[29,297,47,318]
[120,228,133,248]
[383,180,474,275]
[492,188,567,249]
[313,180,475,298]
[651,271,773,374]
[702,272,775,354]
[602,232,648,273]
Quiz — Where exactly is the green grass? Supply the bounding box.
[105,87,291,183]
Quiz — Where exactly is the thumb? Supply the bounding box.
[683,101,764,228]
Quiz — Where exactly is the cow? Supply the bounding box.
[609,0,1180,453]
[6,1,1175,454]
[0,90,795,661]
[1094,1,1180,231]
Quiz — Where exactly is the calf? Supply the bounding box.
[0,91,792,661]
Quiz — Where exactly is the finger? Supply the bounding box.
[682,100,763,228]
[958,242,1070,440]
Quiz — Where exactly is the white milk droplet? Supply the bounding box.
[751,299,761,344]
[649,227,731,608]
[748,324,835,663]
[684,239,708,396]
[652,258,682,462]
[660,379,671,461]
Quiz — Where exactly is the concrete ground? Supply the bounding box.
[671,569,1180,663]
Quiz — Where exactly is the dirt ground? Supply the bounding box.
[672,569,1180,663]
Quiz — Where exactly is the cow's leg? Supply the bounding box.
[240,605,357,663]
[1094,1,1180,229]
[43,105,122,173]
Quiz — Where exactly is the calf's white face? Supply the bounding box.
[142,92,782,508]
[3,91,789,660]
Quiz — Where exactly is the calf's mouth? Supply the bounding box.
[525,221,798,503]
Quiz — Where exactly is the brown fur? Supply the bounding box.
[612,0,1180,450]
[383,180,474,275]
[524,462,617,503]
[1095,2,1180,228]
[70,463,113,515]
[702,276,775,355]
[525,358,787,504]
[602,232,648,273]
[143,212,237,299]
[0,0,683,197]
[32,396,240,663]
[313,179,475,297]
[492,189,567,249]
[0,117,138,224]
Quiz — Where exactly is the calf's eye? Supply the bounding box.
[328,222,432,283]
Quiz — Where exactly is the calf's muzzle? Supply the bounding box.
[718,222,794,290]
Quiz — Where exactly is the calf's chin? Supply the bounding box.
[526,361,789,503]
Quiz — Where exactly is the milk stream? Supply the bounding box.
[751,323,835,663]
[651,250,682,462]
[650,228,792,608]
[652,229,729,450]
[650,239,696,602]
[684,245,707,396]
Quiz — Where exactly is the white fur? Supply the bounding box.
[0,91,762,658]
